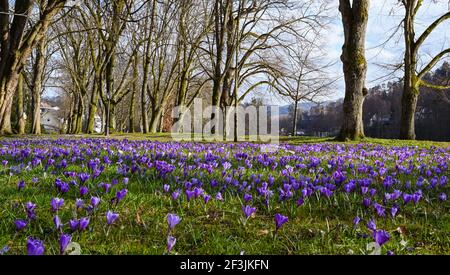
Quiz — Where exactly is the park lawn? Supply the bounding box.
[0,135,449,255]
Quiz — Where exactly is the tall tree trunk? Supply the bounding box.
[400,1,418,140]
[149,108,162,133]
[0,0,31,134]
[75,97,84,134]
[211,0,226,135]
[70,95,78,134]
[140,0,156,134]
[129,93,136,132]
[129,55,138,133]
[105,46,116,135]
[109,103,116,133]
[292,99,299,136]
[0,0,66,134]
[66,95,74,134]
[31,35,47,135]
[337,0,369,141]
[16,72,25,134]
[86,71,101,134]
[0,92,13,134]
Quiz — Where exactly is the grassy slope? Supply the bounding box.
[0,135,449,255]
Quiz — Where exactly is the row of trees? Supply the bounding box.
[0,0,68,134]
[3,0,333,137]
[338,0,450,140]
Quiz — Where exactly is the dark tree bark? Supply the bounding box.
[292,99,299,136]
[0,0,67,134]
[140,0,156,134]
[400,1,450,140]
[16,72,25,134]
[31,32,47,135]
[337,0,369,141]
[129,54,138,133]
[400,1,419,140]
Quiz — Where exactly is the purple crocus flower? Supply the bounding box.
[363,198,372,208]
[58,182,70,194]
[373,230,390,246]
[0,245,9,255]
[302,188,313,197]
[59,234,72,255]
[25,202,36,212]
[333,170,346,185]
[343,182,354,193]
[373,203,385,217]
[296,198,304,207]
[185,190,195,201]
[123,177,129,185]
[17,180,25,191]
[69,219,79,231]
[353,216,361,226]
[53,215,62,230]
[367,219,377,231]
[163,184,170,193]
[242,205,256,219]
[215,192,223,201]
[203,194,211,204]
[210,179,218,188]
[99,183,111,193]
[90,196,101,208]
[274,213,289,231]
[27,237,45,255]
[78,217,90,231]
[222,161,232,170]
[78,173,90,183]
[166,213,180,231]
[106,211,119,225]
[403,194,412,205]
[320,187,333,198]
[412,191,422,204]
[171,190,181,201]
[15,219,27,231]
[439,193,447,202]
[243,193,252,203]
[361,186,369,195]
[76,198,84,210]
[391,205,399,218]
[115,189,128,203]
[387,251,394,256]
[50,198,64,212]
[167,235,176,253]
[79,186,89,197]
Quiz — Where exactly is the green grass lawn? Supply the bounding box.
[0,135,449,255]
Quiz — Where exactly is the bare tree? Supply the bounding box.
[337,0,370,141]
[0,0,68,134]
[399,0,450,140]
[270,38,336,136]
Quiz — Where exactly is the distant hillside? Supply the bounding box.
[279,101,337,116]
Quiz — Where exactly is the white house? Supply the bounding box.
[40,102,102,134]
[41,102,63,133]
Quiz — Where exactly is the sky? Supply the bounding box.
[319,0,450,102]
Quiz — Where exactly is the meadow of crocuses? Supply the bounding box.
[0,138,449,255]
